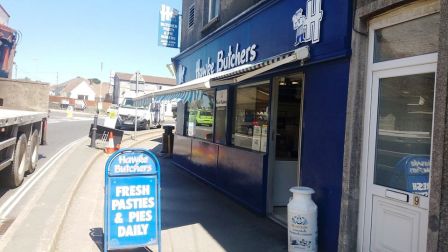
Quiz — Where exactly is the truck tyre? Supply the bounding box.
[3,134,27,188]
[27,130,39,174]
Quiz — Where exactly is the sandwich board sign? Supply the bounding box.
[104,148,161,251]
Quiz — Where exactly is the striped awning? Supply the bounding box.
[133,46,310,105]
[209,46,309,86]
[153,89,203,103]
[134,89,203,106]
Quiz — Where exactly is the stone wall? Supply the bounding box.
[0,78,49,112]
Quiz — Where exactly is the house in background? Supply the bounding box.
[112,72,176,105]
[90,82,112,102]
[49,77,113,111]
[51,77,96,101]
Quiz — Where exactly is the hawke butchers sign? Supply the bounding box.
[104,149,161,251]
[158,4,179,48]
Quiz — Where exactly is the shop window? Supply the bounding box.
[214,89,228,144]
[232,82,269,152]
[185,89,215,141]
[373,13,439,63]
[208,0,219,22]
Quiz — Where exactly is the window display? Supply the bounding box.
[185,89,215,141]
[232,82,270,152]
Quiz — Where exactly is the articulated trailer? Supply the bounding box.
[0,79,49,188]
[0,109,46,187]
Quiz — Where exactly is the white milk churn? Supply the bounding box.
[287,186,318,252]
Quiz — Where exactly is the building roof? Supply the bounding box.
[115,72,176,86]
[50,77,87,95]
[90,82,112,97]
[51,77,112,97]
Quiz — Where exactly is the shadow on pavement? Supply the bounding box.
[38,154,46,160]
[90,227,153,252]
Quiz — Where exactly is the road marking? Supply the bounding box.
[47,117,94,124]
[0,137,86,219]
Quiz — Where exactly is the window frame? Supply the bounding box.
[207,0,220,23]
[184,88,216,142]
[230,80,270,152]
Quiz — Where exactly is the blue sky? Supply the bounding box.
[1,0,181,84]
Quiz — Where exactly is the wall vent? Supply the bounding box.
[188,4,195,29]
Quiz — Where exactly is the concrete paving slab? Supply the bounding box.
[55,137,287,252]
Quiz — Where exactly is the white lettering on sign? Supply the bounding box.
[118,154,149,165]
[114,164,153,173]
[116,185,150,197]
[111,197,155,210]
[179,64,186,84]
[113,154,153,174]
[160,4,175,22]
[129,210,153,222]
[292,0,323,46]
[217,44,257,72]
[118,224,149,237]
[194,43,258,79]
[412,182,429,191]
[195,58,215,78]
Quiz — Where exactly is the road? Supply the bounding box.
[0,111,94,225]
[0,109,166,234]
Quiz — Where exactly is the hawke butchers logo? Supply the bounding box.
[292,0,323,46]
[178,64,186,84]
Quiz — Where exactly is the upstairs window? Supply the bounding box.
[208,0,219,22]
[188,4,195,29]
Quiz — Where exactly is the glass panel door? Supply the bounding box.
[269,73,303,225]
[374,73,434,197]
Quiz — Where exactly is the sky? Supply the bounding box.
[1,0,181,85]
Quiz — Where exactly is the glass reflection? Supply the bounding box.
[374,73,434,196]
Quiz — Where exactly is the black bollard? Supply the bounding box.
[90,114,98,148]
[162,125,175,155]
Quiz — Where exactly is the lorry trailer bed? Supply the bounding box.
[0,108,47,127]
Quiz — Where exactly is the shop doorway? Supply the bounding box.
[359,6,439,251]
[268,73,304,225]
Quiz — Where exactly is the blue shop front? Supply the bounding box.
[161,0,351,250]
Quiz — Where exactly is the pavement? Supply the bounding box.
[0,131,287,252]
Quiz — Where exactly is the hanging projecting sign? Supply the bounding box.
[104,149,161,251]
[292,0,323,46]
[158,4,179,48]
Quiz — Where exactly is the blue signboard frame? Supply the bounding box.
[104,148,161,251]
[158,4,179,48]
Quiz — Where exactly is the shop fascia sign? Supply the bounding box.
[194,43,258,79]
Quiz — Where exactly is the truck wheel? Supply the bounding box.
[27,130,39,174]
[3,134,27,188]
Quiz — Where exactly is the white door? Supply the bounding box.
[362,63,436,252]
[359,4,440,251]
[269,74,303,206]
